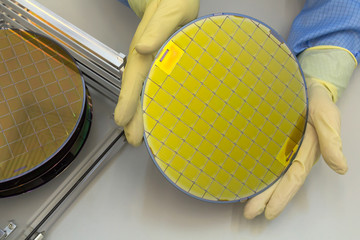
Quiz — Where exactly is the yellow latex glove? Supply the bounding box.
[244,46,357,220]
[114,0,200,146]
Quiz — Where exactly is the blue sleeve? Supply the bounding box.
[118,0,130,8]
[287,0,360,61]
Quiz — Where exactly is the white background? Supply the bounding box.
[35,0,360,239]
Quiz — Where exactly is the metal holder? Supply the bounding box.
[0,0,126,101]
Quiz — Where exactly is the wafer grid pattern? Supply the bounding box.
[0,29,84,180]
[143,15,307,202]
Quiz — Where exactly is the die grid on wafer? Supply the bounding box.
[142,14,307,202]
[0,29,85,180]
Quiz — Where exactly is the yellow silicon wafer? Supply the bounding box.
[142,13,307,202]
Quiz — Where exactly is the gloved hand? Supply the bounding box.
[114,0,200,146]
[244,46,357,220]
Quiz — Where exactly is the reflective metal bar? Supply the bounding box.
[0,0,126,95]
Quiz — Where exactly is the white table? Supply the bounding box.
[36,0,360,239]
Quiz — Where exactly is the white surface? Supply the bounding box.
[34,0,360,239]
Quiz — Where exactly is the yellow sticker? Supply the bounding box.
[276,138,297,167]
[156,41,184,75]
[275,130,301,167]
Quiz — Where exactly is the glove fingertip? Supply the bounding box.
[135,42,156,55]
[124,124,144,147]
[125,132,143,147]
[243,213,255,220]
[114,105,129,127]
[325,152,348,175]
[264,210,278,220]
[123,102,144,147]
[243,209,261,220]
[243,202,265,220]
[334,162,348,175]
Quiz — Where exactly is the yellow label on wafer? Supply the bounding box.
[156,41,184,75]
[276,138,299,167]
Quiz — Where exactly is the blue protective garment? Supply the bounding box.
[287,0,360,61]
[117,0,360,61]
[118,0,130,8]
